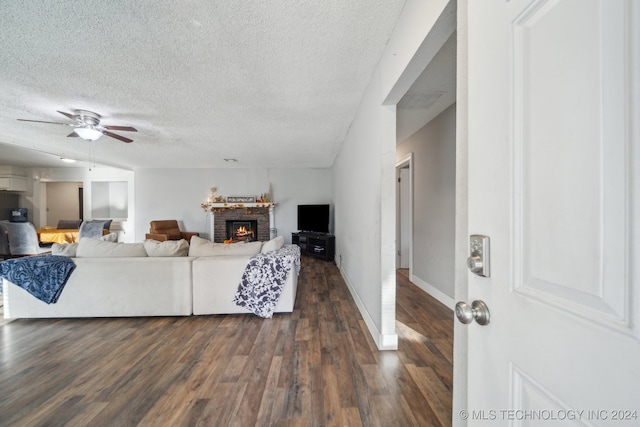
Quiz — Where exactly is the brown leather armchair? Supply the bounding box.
[145,220,199,242]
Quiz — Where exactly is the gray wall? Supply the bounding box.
[397,104,457,299]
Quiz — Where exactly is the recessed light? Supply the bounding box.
[60,157,77,163]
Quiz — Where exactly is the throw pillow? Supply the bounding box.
[52,242,78,257]
[76,237,147,258]
[79,221,106,239]
[189,235,263,256]
[143,239,189,257]
[100,232,118,242]
[261,236,284,253]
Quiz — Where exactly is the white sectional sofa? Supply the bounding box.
[3,257,195,318]
[2,236,298,319]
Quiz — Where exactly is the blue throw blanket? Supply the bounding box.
[233,245,301,318]
[0,255,76,304]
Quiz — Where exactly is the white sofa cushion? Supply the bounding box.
[261,236,284,253]
[76,237,147,258]
[143,239,189,257]
[52,242,78,257]
[189,235,263,256]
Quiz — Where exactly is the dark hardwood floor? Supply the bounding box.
[0,257,453,426]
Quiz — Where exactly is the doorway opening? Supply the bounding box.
[396,154,413,276]
[45,182,83,227]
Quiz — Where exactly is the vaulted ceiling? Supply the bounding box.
[0,1,407,170]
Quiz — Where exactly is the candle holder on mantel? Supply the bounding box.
[207,187,217,203]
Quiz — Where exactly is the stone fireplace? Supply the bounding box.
[202,201,276,242]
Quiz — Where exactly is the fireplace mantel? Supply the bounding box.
[201,203,276,242]
[201,202,276,211]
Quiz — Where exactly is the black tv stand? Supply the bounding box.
[292,232,335,262]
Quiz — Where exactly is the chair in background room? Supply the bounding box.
[83,219,113,231]
[0,223,11,259]
[1,222,51,257]
[79,221,106,239]
[56,219,83,229]
[145,220,199,242]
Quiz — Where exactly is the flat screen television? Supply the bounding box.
[297,204,330,234]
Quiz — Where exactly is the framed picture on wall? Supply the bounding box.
[227,196,256,203]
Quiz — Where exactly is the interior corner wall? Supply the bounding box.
[331,0,453,351]
[134,168,332,243]
[333,67,396,350]
[396,104,457,300]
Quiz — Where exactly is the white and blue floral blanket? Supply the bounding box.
[0,255,76,304]
[233,245,301,318]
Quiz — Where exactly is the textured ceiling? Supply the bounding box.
[0,0,406,170]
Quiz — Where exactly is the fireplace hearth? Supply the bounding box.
[226,220,257,241]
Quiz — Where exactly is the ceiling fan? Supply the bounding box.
[18,110,138,143]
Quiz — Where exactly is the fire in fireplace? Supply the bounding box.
[226,220,257,241]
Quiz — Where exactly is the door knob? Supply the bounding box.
[455,300,490,325]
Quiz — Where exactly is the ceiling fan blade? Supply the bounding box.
[57,110,75,120]
[67,132,79,137]
[17,119,69,125]
[103,130,133,143]
[103,125,138,132]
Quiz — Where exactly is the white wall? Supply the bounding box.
[21,166,135,241]
[91,181,128,219]
[396,104,456,302]
[19,166,330,243]
[135,168,332,242]
[332,0,454,350]
[333,71,397,349]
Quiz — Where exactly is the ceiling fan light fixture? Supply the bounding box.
[75,126,103,141]
[18,109,136,143]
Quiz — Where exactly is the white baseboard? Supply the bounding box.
[410,274,455,310]
[339,267,398,351]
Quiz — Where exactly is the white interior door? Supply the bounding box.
[464,0,640,424]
